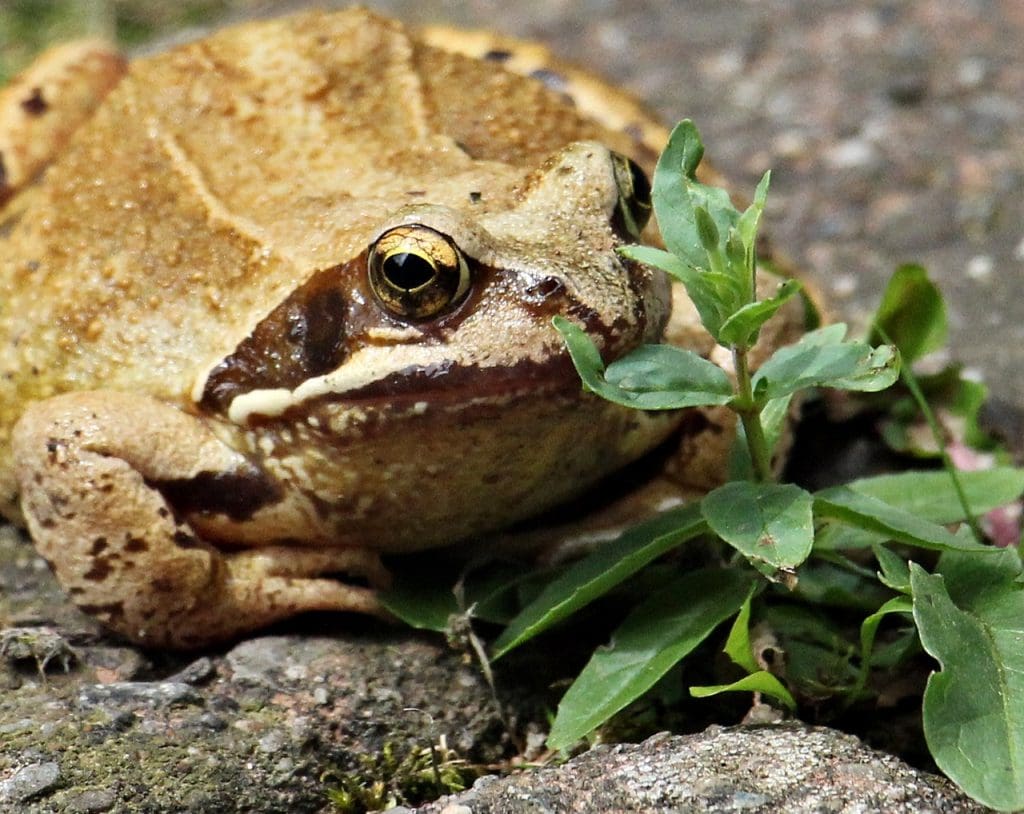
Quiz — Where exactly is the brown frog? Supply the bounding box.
[0,8,803,648]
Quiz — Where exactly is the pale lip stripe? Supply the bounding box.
[225,343,462,424]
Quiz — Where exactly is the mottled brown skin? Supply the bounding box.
[0,9,803,648]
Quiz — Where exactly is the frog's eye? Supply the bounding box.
[367,225,472,320]
[610,152,652,240]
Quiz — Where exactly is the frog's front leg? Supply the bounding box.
[12,391,387,649]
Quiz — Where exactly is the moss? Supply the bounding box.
[324,738,482,814]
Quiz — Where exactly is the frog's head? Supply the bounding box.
[199,142,667,418]
[195,142,681,549]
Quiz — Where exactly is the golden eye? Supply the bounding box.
[610,152,653,239]
[367,225,471,320]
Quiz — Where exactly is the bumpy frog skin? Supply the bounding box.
[0,9,802,648]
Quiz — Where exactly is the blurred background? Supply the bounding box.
[2,0,1022,408]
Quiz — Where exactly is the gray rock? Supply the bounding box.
[77,680,203,710]
[412,727,985,814]
[0,762,61,805]
[63,788,116,814]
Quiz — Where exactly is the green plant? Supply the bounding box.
[324,738,478,814]
[383,121,1024,811]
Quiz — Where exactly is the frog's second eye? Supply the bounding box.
[610,152,652,240]
[367,226,471,320]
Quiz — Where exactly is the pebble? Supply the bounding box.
[0,761,61,803]
[168,656,215,685]
[825,139,877,170]
[966,255,994,281]
[78,680,203,709]
[65,787,117,813]
[257,730,288,754]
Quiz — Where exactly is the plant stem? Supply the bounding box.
[732,346,773,482]
[900,358,986,544]
[871,325,985,544]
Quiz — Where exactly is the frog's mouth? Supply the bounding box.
[223,347,591,425]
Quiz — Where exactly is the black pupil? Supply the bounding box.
[382,252,436,290]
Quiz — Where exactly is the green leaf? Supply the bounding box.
[873,545,912,593]
[380,570,459,632]
[869,263,948,364]
[912,557,1024,811]
[553,317,734,410]
[814,486,991,552]
[603,345,735,408]
[653,121,739,269]
[789,557,893,611]
[617,244,691,279]
[491,504,707,658]
[690,670,796,710]
[851,468,1024,524]
[760,604,860,696]
[760,394,794,459]
[722,591,759,672]
[650,120,708,269]
[718,278,802,348]
[937,546,1024,611]
[620,243,733,341]
[816,469,1024,551]
[690,590,799,708]
[701,482,814,570]
[546,567,751,751]
[737,171,771,261]
[694,205,720,254]
[852,595,914,699]
[724,229,748,293]
[380,559,535,631]
[751,324,900,401]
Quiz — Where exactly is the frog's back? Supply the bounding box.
[0,8,661,504]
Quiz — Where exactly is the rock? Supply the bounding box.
[0,762,61,805]
[411,727,985,814]
[77,680,203,710]
[63,788,116,814]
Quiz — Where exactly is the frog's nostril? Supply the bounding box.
[524,276,565,302]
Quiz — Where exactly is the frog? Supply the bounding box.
[0,8,805,649]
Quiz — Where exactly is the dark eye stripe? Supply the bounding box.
[199,257,356,413]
